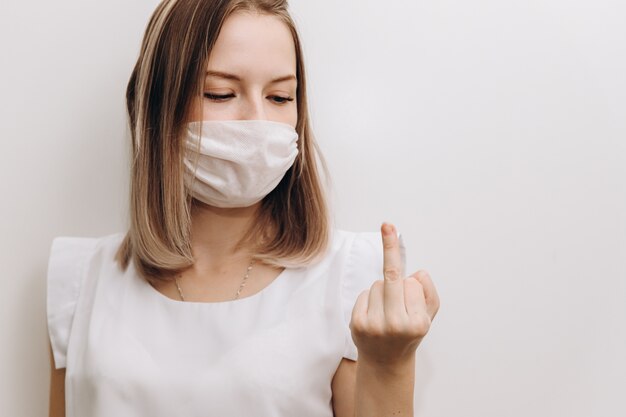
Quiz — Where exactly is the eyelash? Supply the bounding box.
[203,93,294,104]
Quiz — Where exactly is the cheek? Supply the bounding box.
[282,109,298,129]
[280,104,298,128]
[200,101,237,121]
[291,102,298,122]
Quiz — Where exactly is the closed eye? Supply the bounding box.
[203,93,235,101]
[269,95,294,104]
[203,93,294,105]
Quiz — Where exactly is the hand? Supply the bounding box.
[349,222,440,367]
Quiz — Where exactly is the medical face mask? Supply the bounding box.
[182,119,299,208]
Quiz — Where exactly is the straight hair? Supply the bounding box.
[115,0,332,285]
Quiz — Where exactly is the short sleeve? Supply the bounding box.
[340,230,407,361]
[46,236,98,369]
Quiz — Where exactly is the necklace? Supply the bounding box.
[173,258,256,302]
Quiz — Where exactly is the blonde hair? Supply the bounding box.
[115,0,332,285]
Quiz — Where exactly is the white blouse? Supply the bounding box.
[46,227,406,417]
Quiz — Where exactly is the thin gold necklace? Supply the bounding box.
[174,258,256,302]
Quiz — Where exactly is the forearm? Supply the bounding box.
[355,353,416,417]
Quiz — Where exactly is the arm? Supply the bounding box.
[48,341,66,417]
[355,354,415,416]
[331,358,357,417]
[331,354,416,417]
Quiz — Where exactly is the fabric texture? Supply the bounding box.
[183,119,299,208]
[45,227,407,417]
[46,237,99,369]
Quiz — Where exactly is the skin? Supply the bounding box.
[149,10,300,304]
[353,223,440,416]
[48,343,65,417]
[49,10,441,416]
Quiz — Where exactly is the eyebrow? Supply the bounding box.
[205,70,296,83]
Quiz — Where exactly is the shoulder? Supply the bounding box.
[328,227,381,251]
[48,231,125,261]
[330,227,384,278]
[46,231,127,309]
[331,226,407,299]
[46,231,125,369]
[296,228,385,290]
[331,228,392,361]
[327,227,385,268]
[55,230,126,260]
[330,227,406,275]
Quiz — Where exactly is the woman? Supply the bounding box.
[47,1,440,416]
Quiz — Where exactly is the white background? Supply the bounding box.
[1,0,624,416]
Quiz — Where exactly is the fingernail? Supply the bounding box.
[382,223,393,236]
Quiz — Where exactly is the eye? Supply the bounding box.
[268,95,295,105]
[203,92,234,101]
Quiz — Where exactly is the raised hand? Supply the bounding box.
[350,222,440,367]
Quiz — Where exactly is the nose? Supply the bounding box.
[240,95,267,121]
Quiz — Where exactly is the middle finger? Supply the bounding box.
[381,222,407,318]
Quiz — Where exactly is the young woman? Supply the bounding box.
[47,1,440,416]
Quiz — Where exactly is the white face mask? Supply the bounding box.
[183,119,299,208]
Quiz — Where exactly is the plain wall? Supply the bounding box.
[1,0,624,415]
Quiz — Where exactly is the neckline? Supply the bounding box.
[134,261,293,307]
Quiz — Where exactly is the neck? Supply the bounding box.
[189,199,262,264]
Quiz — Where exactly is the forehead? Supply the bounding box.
[206,11,296,79]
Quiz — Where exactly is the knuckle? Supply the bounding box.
[417,269,428,277]
[432,303,440,319]
[366,321,386,338]
[410,314,431,336]
[383,267,401,281]
[385,316,406,335]
[349,316,367,333]
[371,279,384,290]
[404,278,422,290]
[383,239,397,250]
